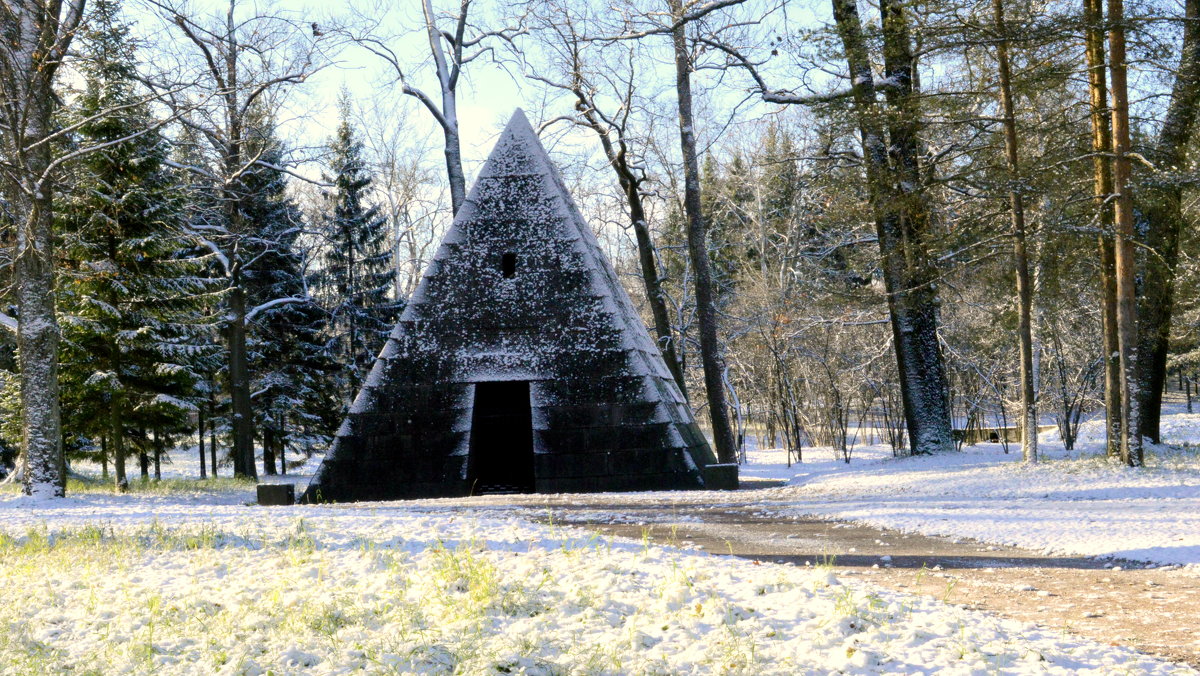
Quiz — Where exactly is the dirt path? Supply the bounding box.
[412,488,1200,669]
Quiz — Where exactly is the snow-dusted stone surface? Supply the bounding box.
[306,110,715,502]
[0,492,1190,675]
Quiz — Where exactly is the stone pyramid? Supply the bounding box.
[302,109,718,503]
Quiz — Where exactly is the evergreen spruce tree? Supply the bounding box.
[318,95,399,402]
[171,125,228,478]
[57,0,219,490]
[241,110,339,476]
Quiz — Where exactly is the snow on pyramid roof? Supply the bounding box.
[303,109,717,503]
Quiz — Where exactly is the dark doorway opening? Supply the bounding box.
[469,380,534,494]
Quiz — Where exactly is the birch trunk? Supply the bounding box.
[993,0,1038,463]
[420,0,466,214]
[668,0,738,463]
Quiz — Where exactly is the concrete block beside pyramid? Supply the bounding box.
[302,109,724,503]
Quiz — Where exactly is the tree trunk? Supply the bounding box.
[1134,0,1200,443]
[668,0,738,464]
[263,426,277,476]
[100,435,109,479]
[111,392,127,491]
[209,387,218,476]
[13,110,65,497]
[1,0,83,501]
[420,0,466,215]
[152,429,162,481]
[227,284,257,478]
[1107,0,1143,466]
[198,408,207,479]
[1083,0,1123,459]
[579,101,689,399]
[831,0,953,455]
[993,0,1038,463]
[630,200,690,400]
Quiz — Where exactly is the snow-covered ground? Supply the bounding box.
[741,408,1200,568]
[0,490,1191,675]
[2,407,1196,672]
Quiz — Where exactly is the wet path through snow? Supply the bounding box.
[402,488,1200,669]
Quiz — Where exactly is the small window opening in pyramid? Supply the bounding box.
[300,108,728,504]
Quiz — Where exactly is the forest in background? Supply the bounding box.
[1,0,1197,496]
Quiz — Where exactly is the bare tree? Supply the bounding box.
[698,0,954,455]
[354,99,443,299]
[664,0,738,463]
[0,0,87,497]
[527,3,689,398]
[350,0,524,215]
[149,0,332,478]
[992,0,1037,463]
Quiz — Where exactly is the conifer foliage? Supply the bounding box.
[240,112,338,476]
[57,0,219,490]
[317,97,399,402]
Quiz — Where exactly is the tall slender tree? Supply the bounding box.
[1107,0,1143,466]
[156,0,329,478]
[1083,0,1123,459]
[991,0,1038,463]
[318,96,398,401]
[667,0,738,464]
[0,0,88,497]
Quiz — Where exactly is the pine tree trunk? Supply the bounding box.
[993,0,1038,463]
[832,0,953,455]
[1107,0,1143,466]
[228,284,257,478]
[111,393,127,491]
[669,0,738,464]
[1134,0,1200,443]
[277,415,287,476]
[198,408,207,479]
[1083,0,1123,458]
[263,427,277,476]
[209,387,218,476]
[100,435,108,479]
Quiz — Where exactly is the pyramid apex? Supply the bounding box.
[501,108,538,143]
